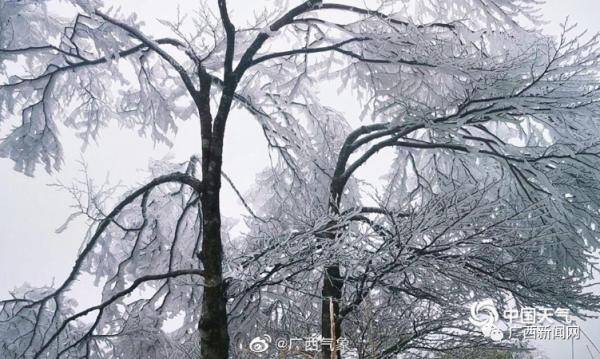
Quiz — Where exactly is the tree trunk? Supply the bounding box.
[321,265,343,359]
[196,72,236,359]
[198,165,229,359]
[322,183,344,359]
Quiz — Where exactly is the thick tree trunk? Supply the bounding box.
[196,71,236,359]
[198,165,229,359]
[198,196,228,358]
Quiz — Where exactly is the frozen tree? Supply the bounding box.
[2,0,600,359]
[229,6,600,359]
[236,82,600,357]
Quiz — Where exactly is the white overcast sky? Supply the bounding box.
[1,1,600,358]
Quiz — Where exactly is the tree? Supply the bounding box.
[232,5,600,357]
[2,1,600,359]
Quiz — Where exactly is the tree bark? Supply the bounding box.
[321,265,343,359]
[321,181,344,359]
[198,174,229,359]
[196,71,237,358]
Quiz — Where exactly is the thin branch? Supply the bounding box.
[94,10,198,97]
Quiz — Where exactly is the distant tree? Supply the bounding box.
[439,347,551,359]
[2,1,600,359]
